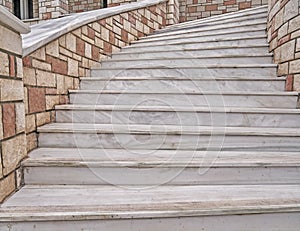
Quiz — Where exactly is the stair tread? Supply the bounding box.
[24,148,300,167]
[80,76,286,81]
[102,54,273,62]
[69,90,296,95]
[1,184,300,221]
[37,123,300,136]
[118,44,270,53]
[55,104,300,114]
[91,64,277,70]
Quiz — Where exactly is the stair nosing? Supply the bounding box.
[55,105,300,114]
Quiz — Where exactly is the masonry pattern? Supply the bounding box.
[0,23,26,202]
[268,0,300,91]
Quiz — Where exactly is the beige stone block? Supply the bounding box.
[15,103,25,133]
[26,132,37,152]
[85,43,92,59]
[66,33,76,52]
[65,76,74,90]
[46,40,59,57]
[60,47,73,58]
[67,58,79,77]
[25,114,36,133]
[278,62,288,75]
[280,40,295,62]
[59,36,66,47]
[0,172,15,202]
[274,8,283,31]
[273,47,281,63]
[46,95,60,110]
[284,0,298,23]
[295,52,300,59]
[0,79,24,101]
[16,57,23,78]
[289,59,300,74]
[101,27,110,41]
[2,134,26,175]
[32,59,52,71]
[293,74,300,91]
[291,30,300,39]
[36,111,51,127]
[288,15,300,33]
[296,38,300,52]
[31,47,46,60]
[24,87,28,114]
[56,74,66,94]
[0,108,3,140]
[23,67,37,86]
[278,22,288,39]
[0,52,9,76]
[0,25,22,55]
[36,70,56,87]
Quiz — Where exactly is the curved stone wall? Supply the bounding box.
[267,0,300,91]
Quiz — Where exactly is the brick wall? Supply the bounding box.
[0,23,27,202]
[0,0,13,13]
[23,3,167,153]
[69,0,102,13]
[39,0,69,20]
[179,0,268,22]
[267,0,300,91]
[108,0,136,7]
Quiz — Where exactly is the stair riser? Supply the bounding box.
[24,166,300,185]
[122,38,268,52]
[70,93,296,108]
[38,132,300,151]
[90,67,277,78]
[112,47,270,60]
[56,110,300,128]
[80,79,285,92]
[135,24,266,43]
[100,57,273,68]
[142,17,267,39]
[1,212,300,231]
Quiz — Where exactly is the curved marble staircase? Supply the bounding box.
[1,5,300,230]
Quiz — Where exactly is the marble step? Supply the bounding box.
[23,148,300,185]
[131,28,266,48]
[122,37,268,53]
[100,56,273,68]
[112,46,271,60]
[157,6,268,32]
[55,105,300,128]
[90,64,277,78]
[1,184,300,230]
[69,90,297,108]
[38,123,300,151]
[156,11,267,34]
[80,77,286,92]
[140,16,267,40]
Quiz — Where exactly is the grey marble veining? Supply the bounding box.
[80,78,285,92]
[91,65,277,78]
[69,91,297,108]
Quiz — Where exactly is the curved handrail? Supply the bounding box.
[0,6,30,34]
[22,0,168,56]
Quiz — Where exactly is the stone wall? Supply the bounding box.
[23,2,167,153]
[179,0,268,22]
[69,0,102,13]
[39,0,69,20]
[0,8,30,202]
[267,0,300,91]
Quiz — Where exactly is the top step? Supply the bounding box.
[157,5,268,33]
